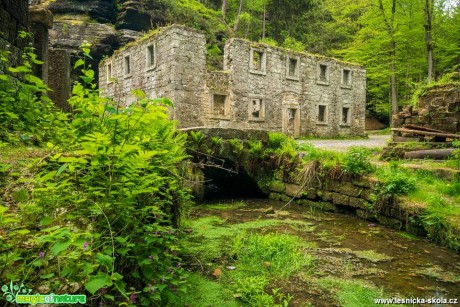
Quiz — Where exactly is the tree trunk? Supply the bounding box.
[424,0,434,82]
[233,0,244,32]
[405,149,454,160]
[379,0,398,126]
[221,0,227,19]
[262,4,266,39]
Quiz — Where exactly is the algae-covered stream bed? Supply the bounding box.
[177,199,460,306]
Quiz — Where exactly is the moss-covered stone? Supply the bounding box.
[269,180,286,193]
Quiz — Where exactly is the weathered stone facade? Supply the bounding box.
[393,84,460,133]
[0,0,30,68]
[100,25,366,137]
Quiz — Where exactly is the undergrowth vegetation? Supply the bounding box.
[1,44,191,306]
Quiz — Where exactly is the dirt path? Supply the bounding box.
[298,134,391,151]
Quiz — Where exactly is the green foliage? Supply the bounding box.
[0,37,68,145]
[377,166,416,196]
[421,195,460,251]
[232,232,313,278]
[1,45,191,306]
[411,72,460,106]
[172,274,239,307]
[452,140,460,169]
[317,277,385,307]
[248,140,265,158]
[234,276,293,307]
[268,132,289,149]
[228,138,245,159]
[342,147,374,176]
[189,131,204,150]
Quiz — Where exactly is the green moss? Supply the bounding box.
[202,201,246,210]
[316,277,386,307]
[171,274,239,307]
[353,250,393,263]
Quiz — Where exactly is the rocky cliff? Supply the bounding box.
[28,0,172,82]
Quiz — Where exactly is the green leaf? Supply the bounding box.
[111,272,123,281]
[51,239,71,256]
[85,274,110,295]
[14,229,30,236]
[40,273,55,279]
[74,59,85,69]
[39,217,53,226]
[12,189,29,202]
[55,163,68,177]
[96,253,114,271]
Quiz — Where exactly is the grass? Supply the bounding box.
[201,201,246,210]
[353,250,393,263]
[316,277,386,307]
[415,265,460,283]
[180,215,315,306]
[171,274,239,307]
[232,232,314,278]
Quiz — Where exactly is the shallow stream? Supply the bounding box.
[193,198,460,306]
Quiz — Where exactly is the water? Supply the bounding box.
[195,198,460,306]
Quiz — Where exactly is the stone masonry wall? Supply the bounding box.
[223,39,366,136]
[393,84,460,133]
[99,25,366,137]
[268,175,407,230]
[0,0,29,68]
[99,25,207,128]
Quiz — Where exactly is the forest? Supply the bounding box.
[147,0,460,122]
[1,0,460,306]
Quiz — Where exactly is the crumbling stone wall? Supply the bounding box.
[223,39,366,136]
[393,84,460,133]
[99,25,207,128]
[99,25,366,137]
[0,0,29,68]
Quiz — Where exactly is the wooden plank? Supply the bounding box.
[402,124,446,134]
[391,128,460,139]
[392,136,422,142]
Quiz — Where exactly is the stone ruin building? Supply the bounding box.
[393,82,460,134]
[99,25,366,137]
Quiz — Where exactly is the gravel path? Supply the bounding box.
[298,134,391,151]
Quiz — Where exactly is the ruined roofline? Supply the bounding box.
[226,37,364,69]
[100,24,204,64]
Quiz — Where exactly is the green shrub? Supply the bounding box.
[268,132,289,149]
[0,33,68,145]
[232,233,312,278]
[1,44,191,306]
[343,147,374,176]
[377,166,416,196]
[421,196,460,251]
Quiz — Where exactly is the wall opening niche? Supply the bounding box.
[317,105,328,123]
[286,56,300,80]
[249,98,265,120]
[124,55,131,77]
[342,106,351,125]
[317,63,329,84]
[342,69,352,87]
[106,63,112,83]
[146,44,156,68]
[249,47,266,75]
[212,94,229,117]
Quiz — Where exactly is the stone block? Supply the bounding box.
[48,49,71,112]
[349,197,369,209]
[269,180,285,193]
[29,6,54,29]
[337,181,361,197]
[285,183,303,198]
[331,192,349,206]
